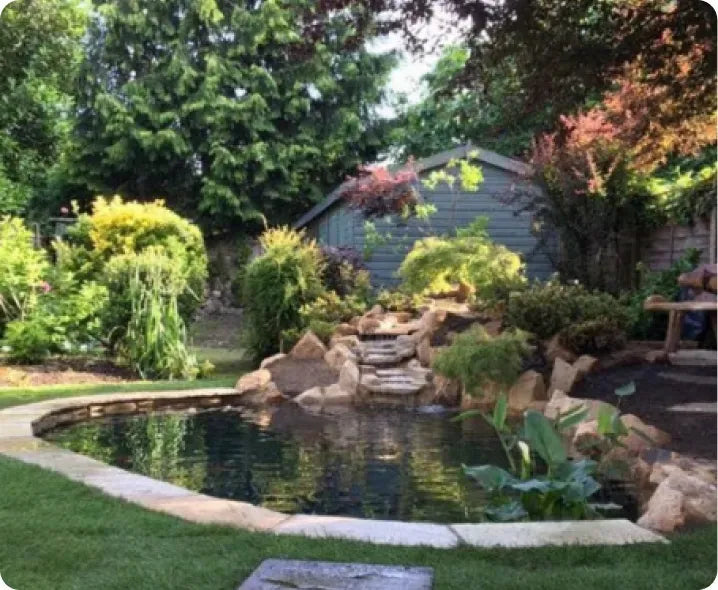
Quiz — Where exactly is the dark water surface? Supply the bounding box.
[45,404,510,523]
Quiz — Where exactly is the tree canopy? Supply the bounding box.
[0,0,87,215]
[65,0,395,232]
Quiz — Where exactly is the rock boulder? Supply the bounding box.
[290,331,328,360]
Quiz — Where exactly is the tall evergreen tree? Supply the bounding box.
[0,0,86,215]
[68,0,395,231]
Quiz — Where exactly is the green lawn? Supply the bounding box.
[0,365,715,590]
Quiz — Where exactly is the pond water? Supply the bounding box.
[45,404,508,523]
[44,403,636,523]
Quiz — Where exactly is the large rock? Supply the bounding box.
[338,360,360,395]
[550,358,580,395]
[507,370,546,413]
[544,334,577,364]
[573,355,599,379]
[290,331,327,360]
[323,383,354,405]
[260,382,288,405]
[620,414,671,454]
[357,316,382,335]
[329,334,361,354]
[294,386,324,407]
[431,375,461,406]
[544,389,616,422]
[637,480,685,532]
[260,353,286,370]
[236,369,272,394]
[324,343,357,372]
[416,337,432,367]
[332,323,358,338]
[638,468,717,533]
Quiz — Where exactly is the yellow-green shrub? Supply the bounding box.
[57,196,208,347]
[398,217,525,300]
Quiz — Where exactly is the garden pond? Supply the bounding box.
[44,403,636,523]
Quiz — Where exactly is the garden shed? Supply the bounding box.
[293,144,555,288]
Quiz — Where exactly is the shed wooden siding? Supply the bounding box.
[307,162,555,288]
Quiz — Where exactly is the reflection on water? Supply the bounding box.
[45,404,511,523]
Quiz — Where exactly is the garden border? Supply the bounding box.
[0,388,668,549]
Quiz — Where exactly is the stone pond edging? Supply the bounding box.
[0,388,667,549]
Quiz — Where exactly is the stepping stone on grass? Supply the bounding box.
[238,559,434,590]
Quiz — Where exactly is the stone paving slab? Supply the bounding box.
[237,559,434,590]
[273,514,459,548]
[140,495,290,531]
[451,519,668,548]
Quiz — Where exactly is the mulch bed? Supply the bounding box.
[573,363,716,460]
[269,357,339,397]
[0,357,135,387]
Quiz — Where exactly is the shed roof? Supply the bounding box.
[293,143,532,229]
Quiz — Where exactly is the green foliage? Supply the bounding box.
[0,0,87,216]
[2,316,55,364]
[460,402,602,522]
[2,280,109,364]
[375,289,423,313]
[433,326,531,397]
[390,46,549,159]
[242,227,325,359]
[559,319,626,355]
[119,264,210,381]
[398,216,525,299]
[69,0,395,231]
[621,249,701,340]
[57,197,208,347]
[0,217,50,330]
[506,280,629,341]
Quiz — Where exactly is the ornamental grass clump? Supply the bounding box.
[120,261,210,380]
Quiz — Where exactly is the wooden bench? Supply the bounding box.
[643,296,718,352]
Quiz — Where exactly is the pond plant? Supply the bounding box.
[455,382,646,522]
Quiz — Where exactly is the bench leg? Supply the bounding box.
[665,310,684,353]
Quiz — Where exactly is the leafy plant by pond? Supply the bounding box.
[456,397,601,521]
[455,381,650,521]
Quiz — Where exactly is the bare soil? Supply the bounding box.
[573,363,716,460]
[0,358,134,387]
[269,357,339,397]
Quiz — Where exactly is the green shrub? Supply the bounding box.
[433,326,531,397]
[2,275,109,363]
[621,249,701,339]
[119,262,210,380]
[242,227,325,359]
[375,289,423,312]
[505,279,629,342]
[3,315,55,364]
[57,196,208,348]
[559,319,626,355]
[398,216,525,300]
[0,217,50,331]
